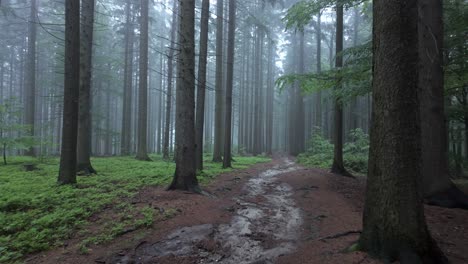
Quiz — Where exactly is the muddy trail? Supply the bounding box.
[29,158,468,264]
[111,159,302,264]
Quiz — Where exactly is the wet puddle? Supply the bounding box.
[111,159,302,264]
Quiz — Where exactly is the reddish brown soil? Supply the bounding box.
[27,159,468,264]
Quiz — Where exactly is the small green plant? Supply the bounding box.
[0,98,39,165]
[298,128,369,174]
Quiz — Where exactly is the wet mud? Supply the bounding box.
[111,159,302,264]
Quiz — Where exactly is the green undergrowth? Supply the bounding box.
[297,129,369,175]
[454,179,468,194]
[0,154,270,263]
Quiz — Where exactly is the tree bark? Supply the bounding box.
[212,0,224,162]
[359,1,447,262]
[135,0,150,161]
[195,0,210,171]
[24,0,37,156]
[163,0,178,160]
[315,12,322,131]
[169,0,199,192]
[58,0,80,185]
[121,0,134,156]
[266,39,274,155]
[253,29,263,156]
[419,0,468,209]
[223,0,236,168]
[77,0,96,174]
[331,4,351,176]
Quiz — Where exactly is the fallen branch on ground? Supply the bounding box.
[317,230,362,241]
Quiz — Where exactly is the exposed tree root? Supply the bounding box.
[317,230,361,241]
[399,239,449,264]
[330,163,355,178]
[166,182,203,194]
[360,238,449,264]
[77,164,97,176]
[425,184,468,210]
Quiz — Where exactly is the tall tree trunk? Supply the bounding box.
[315,12,322,131]
[359,1,447,262]
[58,0,80,185]
[253,29,263,156]
[77,0,96,174]
[157,54,164,154]
[419,0,468,209]
[121,0,134,156]
[163,0,178,159]
[24,0,37,156]
[238,31,247,154]
[223,0,236,168]
[105,78,112,155]
[297,31,305,155]
[195,0,210,171]
[136,0,150,161]
[349,7,360,131]
[1,61,3,163]
[266,39,274,155]
[212,0,224,162]
[331,4,351,176]
[169,0,199,192]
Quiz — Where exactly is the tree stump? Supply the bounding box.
[23,163,38,171]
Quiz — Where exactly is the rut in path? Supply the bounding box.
[111,159,303,264]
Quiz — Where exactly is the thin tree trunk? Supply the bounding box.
[105,65,112,155]
[253,29,262,156]
[223,0,236,168]
[136,0,150,161]
[266,39,274,155]
[163,0,178,159]
[195,0,210,171]
[24,0,37,156]
[121,0,134,156]
[77,0,96,174]
[315,12,322,130]
[212,0,224,162]
[58,0,80,185]
[349,7,359,131]
[331,4,351,176]
[157,54,164,154]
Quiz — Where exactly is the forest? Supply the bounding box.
[0,0,467,263]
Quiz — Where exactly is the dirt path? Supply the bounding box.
[110,159,303,264]
[29,158,468,264]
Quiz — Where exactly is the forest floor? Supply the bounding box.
[26,158,468,264]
